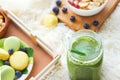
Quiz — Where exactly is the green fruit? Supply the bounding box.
[0,60,3,66]
[0,38,5,48]
[0,48,9,60]
[4,36,20,51]
[20,40,28,47]
[0,65,15,80]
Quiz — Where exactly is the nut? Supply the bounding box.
[93,0,104,4]
[0,14,5,28]
[79,2,89,8]
[0,15,3,19]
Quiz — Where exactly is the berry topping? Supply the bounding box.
[68,0,104,10]
[52,7,59,15]
[62,7,67,13]
[15,70,22,79]
[68,0,74,6]
[3,61,10,65]
[20,47,26,52]
[56,0,62,6]
[83,23,89,29]
[70,16,76,22]
[8,48,14,55]
[75,5,79,8]
[93,20,99,26]
[74,0,79,8]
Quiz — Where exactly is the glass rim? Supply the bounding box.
[68,30,103,65]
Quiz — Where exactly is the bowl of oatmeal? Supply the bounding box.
[67,0,108,16]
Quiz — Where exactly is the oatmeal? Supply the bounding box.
[68,0,106,10]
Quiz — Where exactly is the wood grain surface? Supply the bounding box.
[55,0,120,31]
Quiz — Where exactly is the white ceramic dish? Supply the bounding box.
[66,0,108,16]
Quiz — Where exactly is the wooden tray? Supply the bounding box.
[56,0,120,31]
[1,8,61,80]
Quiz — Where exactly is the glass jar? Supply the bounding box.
[67,30,103,80]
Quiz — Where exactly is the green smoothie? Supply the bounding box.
[67,35,103,80]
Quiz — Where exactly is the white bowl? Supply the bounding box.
[66,0,108,16]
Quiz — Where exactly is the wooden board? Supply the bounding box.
[3,20,53,80]
[56,0,120,31]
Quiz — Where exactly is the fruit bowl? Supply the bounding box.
[66,0,108,16]
[0,36,34,80]
[0,9,9,38]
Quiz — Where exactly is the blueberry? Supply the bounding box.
[8,48,14,55]
[52,7,59,15]
[15,70,22,79]
[83,23,89,29]
[20,47,26,52]
[56,0,62,6]
[93,20,99,26]
[3,61,10,65]
[70,16,75,22]
[62,7,67,13]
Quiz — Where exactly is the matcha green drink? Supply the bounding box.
[67,30,103,80]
